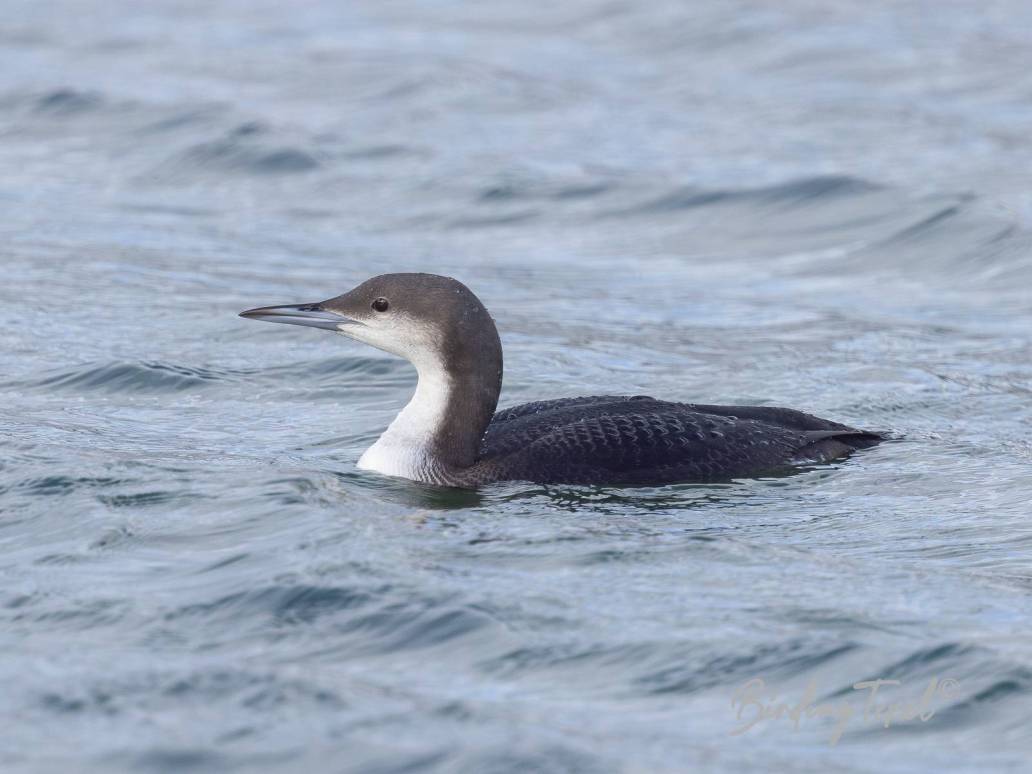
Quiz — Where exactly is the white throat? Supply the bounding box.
[357,364,453,484]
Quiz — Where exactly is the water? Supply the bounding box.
[2,1,1032,771]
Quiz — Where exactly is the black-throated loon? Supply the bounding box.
[240,273,881,488]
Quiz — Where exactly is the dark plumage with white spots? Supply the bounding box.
[473,396,879,486]
[241,274,882,488]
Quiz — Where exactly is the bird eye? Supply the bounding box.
[371,297,390,312]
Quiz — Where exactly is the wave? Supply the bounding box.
[480,637,859,697]
[31,88,106,115]
[167,584,378,626]
[6,356,408,396]
[20,360,229,393]
[165,583,495,654]
[149,122,321,178]
[6,474,125,497]
[597,175,881,218]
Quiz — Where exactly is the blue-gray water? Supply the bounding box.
[2,2,1032,772]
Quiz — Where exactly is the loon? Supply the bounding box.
[240,273,881,488]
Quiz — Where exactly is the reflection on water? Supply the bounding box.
[2,1,1032,772]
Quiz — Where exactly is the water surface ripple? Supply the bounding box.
[2,2,1032,772]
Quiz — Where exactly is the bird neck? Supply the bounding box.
[357,337,503,484]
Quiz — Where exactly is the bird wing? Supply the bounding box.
[482,397,824,484]
[490,395,628,424]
